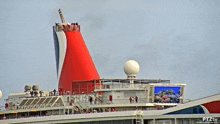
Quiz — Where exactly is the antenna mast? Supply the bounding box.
[58,9,67,25]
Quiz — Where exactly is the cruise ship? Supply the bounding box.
[0,9,219,124]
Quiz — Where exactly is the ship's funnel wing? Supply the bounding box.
[58,9,67,25]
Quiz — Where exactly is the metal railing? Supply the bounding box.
[101,98,148,104]
[95,83,148,90]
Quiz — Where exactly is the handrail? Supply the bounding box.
[190,93,220,102]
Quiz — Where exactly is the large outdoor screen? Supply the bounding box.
[154,87,181,103]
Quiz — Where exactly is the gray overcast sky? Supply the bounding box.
[0,0,220,106]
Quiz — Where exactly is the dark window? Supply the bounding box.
[199,108,204,113]
[193,108,198,113]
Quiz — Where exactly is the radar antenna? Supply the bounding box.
[58,9,67,25]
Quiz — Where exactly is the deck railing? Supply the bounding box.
[101,98,148,104]
[95,83,148,90]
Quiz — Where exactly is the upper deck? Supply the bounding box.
[95,79,171,91]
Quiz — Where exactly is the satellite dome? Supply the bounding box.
[124,60,140,77]
[0,90,2,101]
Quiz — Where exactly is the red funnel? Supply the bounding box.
[53,24,100,94]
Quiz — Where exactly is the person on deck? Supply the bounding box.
[39,90,43,97]
[89,96,93,104]
[129,97,132,103]
[30,91,34,97]
[135,96,138,103]
[95,97,97,104]
[53,89,56,96]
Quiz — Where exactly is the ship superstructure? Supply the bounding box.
[0,9,220,124]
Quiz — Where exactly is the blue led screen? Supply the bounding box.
[154,87,181,103]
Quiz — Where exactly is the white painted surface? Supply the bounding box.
[56,30,67,82]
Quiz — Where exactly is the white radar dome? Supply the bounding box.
[124,60,140,77]
[0,90,2,101]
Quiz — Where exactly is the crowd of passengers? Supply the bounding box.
[29,89,58,97]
